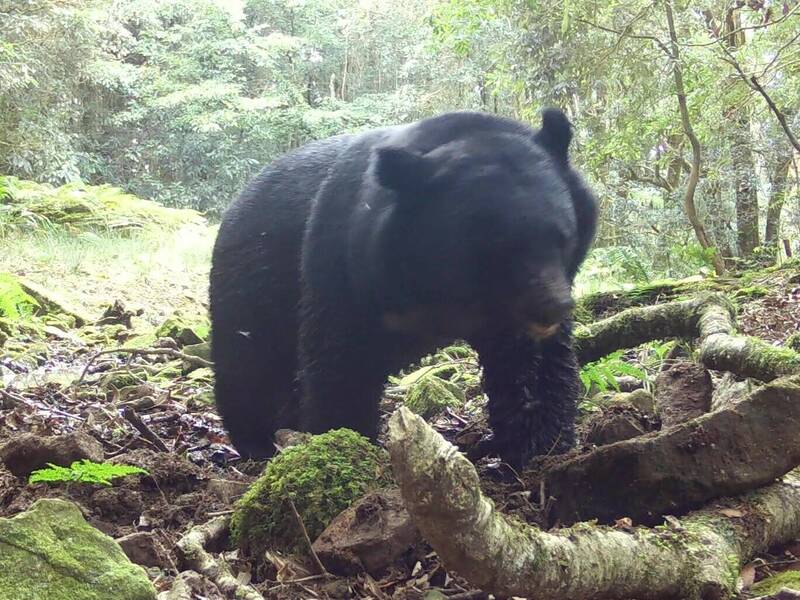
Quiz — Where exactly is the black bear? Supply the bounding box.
[210,109,597,467]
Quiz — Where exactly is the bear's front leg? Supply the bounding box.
[472,324,580,468]
[297,318,390,441]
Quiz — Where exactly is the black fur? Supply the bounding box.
[209,109,598,467]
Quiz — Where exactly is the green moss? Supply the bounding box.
[0,498,156,599]
[0,176,202,234]
[732,285,769,300]
[99,369,149,390]
[0,273,40,319]
[154,311,208,346]
[404,373,465,418]
[785,333,800,353]
[230,429,393,556]
[751,570,800,595]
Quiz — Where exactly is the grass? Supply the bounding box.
[0,223,215,325]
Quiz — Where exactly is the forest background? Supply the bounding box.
[1,0,799,290]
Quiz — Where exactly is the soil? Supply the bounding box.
[2,263,800,598]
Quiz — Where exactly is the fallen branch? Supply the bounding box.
[121,406,170,452]
[174,516,263,600]
[75,347,213,388]
[387,406,800,600]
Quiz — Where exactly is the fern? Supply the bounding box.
[0,273,39,319]
[29,460,148,487]
[580,350,647,394]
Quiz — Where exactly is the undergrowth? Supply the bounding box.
[29,460,148,487]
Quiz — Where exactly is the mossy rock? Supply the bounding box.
[750,570,800,595]
[404,373,465,418]
[99,370,149,390]
[0,176,202,234]
[154,312,208,347]
[185,367,214,383]
[0,498,156,600]
[732,285,770,300]
[182,341,211,362]
[231,429,393,556]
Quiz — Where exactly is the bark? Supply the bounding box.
[722,8,761,256]
[576,292,800,382]
[665,0,726,275]
[542,374,800,526]
[765,153,793,245]
[174,516,264,600]
[387,406,800,600]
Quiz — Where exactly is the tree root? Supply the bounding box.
[575,293,800,382]
[387,406,800,600]
[173,516,263,600]
[541,374,800,525]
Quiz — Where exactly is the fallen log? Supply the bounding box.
[387,406,800,600]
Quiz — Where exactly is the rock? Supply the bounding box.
[312,488,420,575]
[0,431,104,476]
[0,498,156,600]
[182,341,211,362]
[615,375,645,392]
[584,410,647,446]
[116,532,170,569]
[711,372,754,411]
[97,300,143,328]
[155,312,207,347]
[626,388,656,416]
[654,361,713,427]
[16,276,93,326]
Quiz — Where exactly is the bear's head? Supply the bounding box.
[371,109,597,340]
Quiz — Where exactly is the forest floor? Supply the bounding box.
[2,220,800,599]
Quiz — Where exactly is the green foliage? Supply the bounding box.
[403,368,465,418]
[28,460,148,487]
[0,176,201,234]
[230,428,393,556]
[0,273,39,319]
[579,350,647,395]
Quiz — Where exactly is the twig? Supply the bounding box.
[121,406,170,452]
[286,496,329,576]
[75,347,213,389]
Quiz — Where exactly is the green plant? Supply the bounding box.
[0,273,39,319]
[28,460,148,487]
[579,350,647,395]
[230,428,393,555]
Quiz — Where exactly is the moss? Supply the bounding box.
[785,333,800,353]
[99,369,149,390]
[732,285,769,300]
[0,498,156,599]
[0,273,40,319]
[751,570,800,595]
[152,363,182,382]
[230,429,393,556]
[404,373,465,418]
[154,311,208,346]
[743,337,800,379]
[0,176,202,234]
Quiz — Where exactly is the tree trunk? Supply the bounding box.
[665,0,725,275]
[764,152,793,245]
[723,8,760,255]
[387,406,800,600]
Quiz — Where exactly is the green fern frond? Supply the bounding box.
[29,460,148,487]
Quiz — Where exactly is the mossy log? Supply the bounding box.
[387,406,800,600]
[575,293,800,381]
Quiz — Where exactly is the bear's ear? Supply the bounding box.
[534,108,573,164]
[374,146,436,195]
